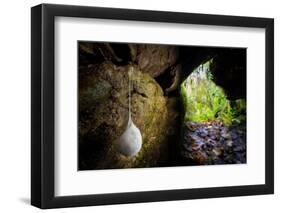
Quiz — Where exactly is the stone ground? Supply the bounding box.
[182,121,246,165]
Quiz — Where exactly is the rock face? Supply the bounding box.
[131,44,179,78]
[79,42,179,79]
[79,62,169,169]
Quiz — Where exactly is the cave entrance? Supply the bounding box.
[180,58,233,125]
[180,58,246,165]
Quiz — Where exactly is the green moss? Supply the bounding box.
[87,80,112,101]
[230,99,247,124]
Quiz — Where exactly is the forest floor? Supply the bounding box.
[182,121,246,165]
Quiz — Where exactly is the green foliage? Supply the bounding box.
[180,59,246,126]
[230,99,247,124]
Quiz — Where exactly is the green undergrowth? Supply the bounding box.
[180,59,246,126]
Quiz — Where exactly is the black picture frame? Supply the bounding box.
[31,3,274,209]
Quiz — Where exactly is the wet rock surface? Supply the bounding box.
[182,121,246,165]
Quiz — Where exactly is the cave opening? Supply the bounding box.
[179,57,246,165]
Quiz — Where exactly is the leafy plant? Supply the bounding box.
[180,59,246,126]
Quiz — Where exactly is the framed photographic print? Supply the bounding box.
[31,3,274,209]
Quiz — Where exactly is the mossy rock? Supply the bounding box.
[79,62,169,169]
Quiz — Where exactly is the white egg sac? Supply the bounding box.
[116,120,142,157]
